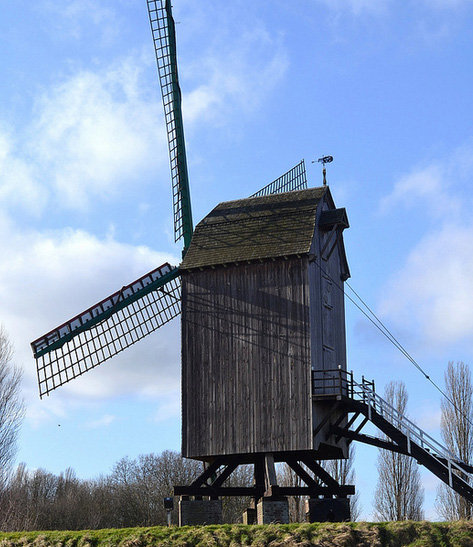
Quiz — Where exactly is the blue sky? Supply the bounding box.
[1,0,473,520]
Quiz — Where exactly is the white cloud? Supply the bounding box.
[31,57,165,209]
[0,55,167,215]
[380,223,473,346]
[26,395,68,429]
[182,29,288,125]
[86,414,116,429]
[378,142,473,348]
[379,163,460,218]
[41,0,118,42]
[0,129,47,216]
[0,38,288,215]
[154,390,181,422]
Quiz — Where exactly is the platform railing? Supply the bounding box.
[312,368,471,488]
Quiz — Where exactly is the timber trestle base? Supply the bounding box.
[174,451,354,525]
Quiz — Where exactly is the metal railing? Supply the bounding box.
[312,368,471,489]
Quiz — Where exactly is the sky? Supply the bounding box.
[1,0,473,521]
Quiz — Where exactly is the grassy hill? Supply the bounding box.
[1,521,473,546]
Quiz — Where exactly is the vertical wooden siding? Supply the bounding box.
[310,201,349,457]
[182,258,312,458]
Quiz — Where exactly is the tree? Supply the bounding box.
[109,451,203,527]
[373,381,424,521]
[0,327,24,488]
[436,361,473,520]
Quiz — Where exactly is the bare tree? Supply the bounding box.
[0,327,24,488]
[436,361,473,520]
[373,381,424,521]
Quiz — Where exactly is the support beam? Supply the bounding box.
[174,485,355,497]
[301,458,340,489]
[353,416,369,435]
[335,412,359,443]
[331,426,408,455]
[190,458,223,487]
[213,461,239,488]
[264,453,279,496]
[286,459,320,488]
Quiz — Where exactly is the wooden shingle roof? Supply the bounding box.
[180,187,327,270]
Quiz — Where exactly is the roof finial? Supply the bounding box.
[314,155,333,186]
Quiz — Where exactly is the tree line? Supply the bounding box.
[0,451,253,530]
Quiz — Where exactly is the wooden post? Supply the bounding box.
[264,453,278,497]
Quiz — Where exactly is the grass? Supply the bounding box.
[1,522,473,547]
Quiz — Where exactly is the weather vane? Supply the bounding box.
[312,155,333,186]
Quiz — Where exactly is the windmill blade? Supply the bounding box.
[251,160,308,198]
[147,0,193,250]
[31,263,181,398]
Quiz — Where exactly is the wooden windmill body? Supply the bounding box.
[180,187,349,461]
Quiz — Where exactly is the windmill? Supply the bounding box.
[31,0,473,526]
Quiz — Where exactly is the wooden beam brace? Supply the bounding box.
[313,402,341,436]
[325,232,340,261]
[331,411,348,429]
[331,426,408,455]
[212,461,239,488]
[353,417,369,435]
[279,485,355,496]
[345,412,360,431]
[320,224,338,258]
[335,412,360,443]
[300,457,340,489]
[190,458,224,487]
[286,459,319,488]
[174,485,355,497]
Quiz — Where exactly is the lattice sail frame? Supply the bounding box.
[32,264,181,398]
[251,160,308,197]
[147,0,193,249]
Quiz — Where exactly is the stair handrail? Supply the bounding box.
[314,369,471,482]
[351,376,470,477]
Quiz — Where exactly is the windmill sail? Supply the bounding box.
[251,160,307,197]
[31,263,181,398]
[147,0,193,250]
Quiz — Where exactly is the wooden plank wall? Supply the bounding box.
[309,201,347,378]
[181,258,312,458]
[310,200,349,458]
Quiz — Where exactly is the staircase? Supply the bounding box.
[313,369,473,503]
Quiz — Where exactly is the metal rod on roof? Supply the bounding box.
[312,155,333,186]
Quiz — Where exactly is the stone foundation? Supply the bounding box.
[242,507,257,525]
[257,498,289,524]
[305,498,351,522]
[178,499,223,526]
